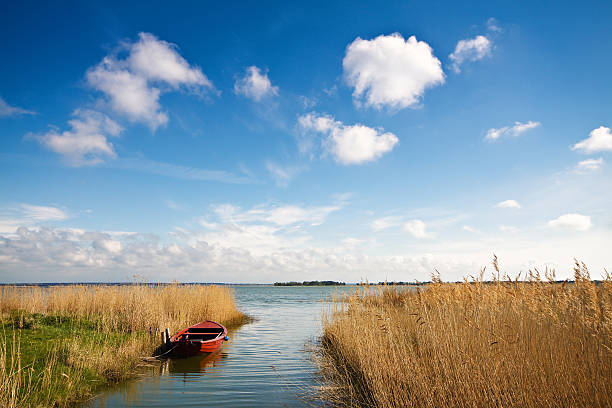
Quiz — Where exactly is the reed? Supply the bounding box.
[317,261,612,408]
[0,283,248,407]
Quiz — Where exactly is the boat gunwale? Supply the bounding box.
[169,320,227,345]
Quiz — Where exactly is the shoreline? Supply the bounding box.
[0,284,249,408]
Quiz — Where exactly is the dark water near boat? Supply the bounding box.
[86,285,355,407]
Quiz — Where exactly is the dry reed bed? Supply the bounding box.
[0,284,248,407]
[318,262,612,408]
[0,283,246,333]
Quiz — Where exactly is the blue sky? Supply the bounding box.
[1,1,611,283]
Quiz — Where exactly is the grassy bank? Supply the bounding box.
[0,284,249,407]
[317,262,612,407]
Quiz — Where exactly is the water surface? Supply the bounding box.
[87,285,354,407]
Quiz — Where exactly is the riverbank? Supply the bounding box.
[0,284,249,407]
[317,262,612,407]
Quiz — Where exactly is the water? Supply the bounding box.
[87,285,354,407]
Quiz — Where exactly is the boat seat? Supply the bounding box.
[187,328,224,334]
[186,333,221,341]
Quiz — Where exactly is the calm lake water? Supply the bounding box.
[86,285,355,407]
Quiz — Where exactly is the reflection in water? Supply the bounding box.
[87,285,355,407]
[167,350,226,375]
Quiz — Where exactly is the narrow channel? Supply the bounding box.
[87,285,352,407]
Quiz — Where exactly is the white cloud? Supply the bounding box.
[1,214,610,283]
[214,202,342,227]
[188,200,345,256]
[575,157,604,173]
[547,213,592,231]
[486,18,502,33]
[0,204,69,235]
[496,199,521,209]
[462,225,480,234]
[343,33,444,110]
[29,109,122,166]
[128,33,212,89]
[87,60,168,129]
[404,219,430,238]
[265,161,304,187]
[485,121,540,141]
[0,97,35,117]
[299,95,317,109]
[370,216,403,232]
[234,66,279,101]
[298,112,398,165]
[0,225,481,283]
[21,204,69,221]
[87,32,214,129]
[572,126,612,153]
[449,35,492,73]
[94,239,122,254]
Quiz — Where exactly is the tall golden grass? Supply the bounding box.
[0,283,248,407]
[0,283,247,333]
[318,261,612,407]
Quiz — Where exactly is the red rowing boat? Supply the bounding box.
[168,321,228,357]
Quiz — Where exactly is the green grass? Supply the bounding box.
[1,284,249,407]
[2,312,142,407]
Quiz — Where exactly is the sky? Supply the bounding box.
[1,1,611,283]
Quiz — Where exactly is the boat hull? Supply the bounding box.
[168,320,227,358]
[171,336,225,357]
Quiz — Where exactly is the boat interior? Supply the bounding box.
[184,327,224,341]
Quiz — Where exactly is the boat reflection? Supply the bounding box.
[166,350,226,374]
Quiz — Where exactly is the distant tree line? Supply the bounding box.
[364,281,429,286]
[274,280,346,286]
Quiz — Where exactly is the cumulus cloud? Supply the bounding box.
[547,213,592,231]
[234,66,279,101]
[485,121,540,141]
[0,225,487,283]
[496,199,521,209]
[87,32,214,129]
[28,109,122,166]
[127,33,213,88]
[449,35,492,73]
[1,209,610,283]
[572,126,612,153]
[575,157,604,173]
[93,239,122,253]
[404,219,430,238]
[343,33,444,110]
[0,97,36,117]
[298,112,398,165]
